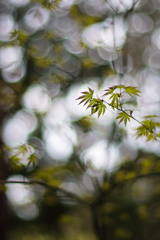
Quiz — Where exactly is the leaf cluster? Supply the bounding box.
[103,85,141,108]
[10,30,28,46]
[76,88,106,118]
[70,5,101,27]
[77,86,160,142]
[116,112,130,126]
[135,115,160,142]
[5,143,39,171]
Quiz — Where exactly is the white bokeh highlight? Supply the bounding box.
[6,175,39,220]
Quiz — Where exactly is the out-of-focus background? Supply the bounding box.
[0,0,160,239]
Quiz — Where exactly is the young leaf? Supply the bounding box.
[76,88,94,106]
[103,85,118,96]
[124,86,141,97]
[135,125,156,142]
[10,30,19,39]
[109,93,119,108]
[142,119,160,131]
[28,154,38,168]
[135,118,160,141]
[88,99,106,118]
[116,112,130,126]
[144,115,158,119]
[10,155,24,171]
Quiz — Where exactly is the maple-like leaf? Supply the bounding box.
[109,93,120,109]
[87,99,106,118]
[116,112,130,126]
[103,85,125,96]
[76,88,94,106]
[144,115,158,119]
[124,86,141,97]
[135,117,160,142]
[103,85,119,96]
[28,154,38,167]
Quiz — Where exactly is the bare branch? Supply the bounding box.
[104,0,119,13]
[111,171,160,189]
[55,66,76,79]
[123,0,139,19]
[0,179,88,205]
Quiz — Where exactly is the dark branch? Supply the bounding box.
[123,0,139,19]
[55,66,76,79]
[104,0,119,13]
[0,179,88,206]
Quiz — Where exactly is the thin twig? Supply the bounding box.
[123,0,139,19]
[111,171,160,189]
[104,0,119,13]
[55,66,76,79]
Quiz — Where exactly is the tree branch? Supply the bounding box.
[111,171,160,189]
[104,0,119,13]
[123,0,139,19]
[55,66,76,79]
[0,179,88,206]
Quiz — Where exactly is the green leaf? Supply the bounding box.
[103,85,141,98]
[77,94,106,118]
[5,146,12,151]
[135,125,157,142]
[17,144,28,154]
[116,112,130,126]
[10,155,25,171]
[109,93,119,108]
[146,134,157,142]
[124,86,141,97]
[135,118,160,142]
[144,115,158,119]
[28,154,38,167]
[10,30,19,39]
[76,88,94,106]
[103,85,118,96]
[142,119,160,130]
[10,29,28,45]
[103,85,125,95]
[135,125,149,139]
[89,99,106,118]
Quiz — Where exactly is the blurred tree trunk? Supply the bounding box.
[0,82,10,240]
[92,201,108,240]
[0,157,9,240]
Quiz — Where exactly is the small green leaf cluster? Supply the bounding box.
[77,86,160,142]
[135,115,160,142]
[70,5,101,27]
[5,143,38,171]
[77,85,140,118]
[103,85,141,109]
[10,30,28,46]
[76,88,106,118]
[116,112,130,126]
